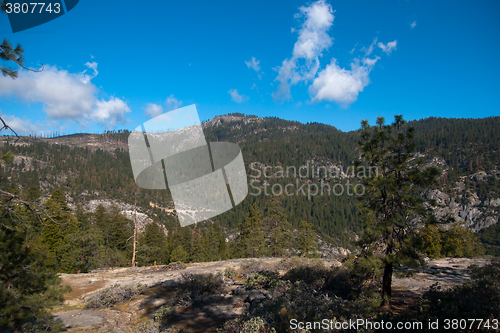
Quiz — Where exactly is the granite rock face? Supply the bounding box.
[426,186,499,232]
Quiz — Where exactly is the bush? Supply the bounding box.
[224,267,239,280]
[129,319,161,333]
[240,260,265,277]
[154,305,177,323]
[85,284,148,309]
[276,256,311,270]
[179,273,224,296]
[217,316,276,333]
[244,271,280,290]
[283,259,328,286]
[397,262,500,331]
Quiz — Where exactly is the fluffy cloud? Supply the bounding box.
[309,57,378,104]
[411,21,417,29]
[83,61,98,79]
[0,111,38,134]
[166,94,182,110]
[93,98,131,127]
[228,89,248,103]
[144,103,163,118]
[378,40,397,55]
[245,57,261,72]
[273,2,399,106]
[0,63,130,126]
[143,95,183,119]
[273,0,334,102]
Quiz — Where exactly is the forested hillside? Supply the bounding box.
[1,114,499,272]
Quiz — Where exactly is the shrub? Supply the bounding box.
[283,259,328,287]
[240,260,264,277]
[217,316,276,333]
[244,271,280,290]
[276,256,311,270]
[179,273,224,296]
[154,305,177,323]
[85,284,148,309]
[397,262,500,331]
[129,319,161,333]
[223,267,239,280]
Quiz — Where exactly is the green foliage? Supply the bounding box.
[440,224,484,257]
[138,222,168,265]
[355,115,440,303]
[479,221,500,257]
[419,224,484,258]
[419,225,443,258]
[244,271,280,290]
[223,266,239,280]
[266,196,293,258]
[234,203,265,258]
[297,220,318,257]
[170,245,188,263]
[0,225,68,332]
[85,283,147,309]
[0,38,26,79]
[153,305,177,324]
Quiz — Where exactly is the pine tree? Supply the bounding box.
[355,115,440,307]
[267,196,292,257]
[298,220,318,257]
[235,203,265,258]
[139,222,167,265]
[40,189,78,272]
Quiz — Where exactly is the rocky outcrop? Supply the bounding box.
[84,199,153,232]
[426,189,499,232]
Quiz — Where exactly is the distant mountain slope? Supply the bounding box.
[2,115,499,251]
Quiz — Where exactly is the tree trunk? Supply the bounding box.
[381,261,393,307]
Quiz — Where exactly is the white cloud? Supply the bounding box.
[309,57,378,104]
[144,103,163,118]
[377,40,397,55]
[361,38,377,56]
[165,94,182,110]
[245,57,261,72]
[143,95,182,119]
[0,111,38,134]
[411,21,417,29]
[93,98,131,127]
[84,61,98,78]
[0,64,131,127]
[228,89,248,103]
[273,0,334,102]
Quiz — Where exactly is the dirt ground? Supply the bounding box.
[53,257,491,332]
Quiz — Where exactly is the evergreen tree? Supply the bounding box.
[40,189,78,272]
[0,225,66,332]
[235,203,265,258]
[355,115,440,307]
[139,222,167,265]
[267,196,293,257]
[170,245,188,263]
[298,220,318,257]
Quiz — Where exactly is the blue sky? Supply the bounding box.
[1,0,499,135]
